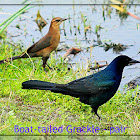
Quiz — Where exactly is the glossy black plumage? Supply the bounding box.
[22,55,140,119]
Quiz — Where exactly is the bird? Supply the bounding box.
[22,55,140,119]
[0,17,67,73]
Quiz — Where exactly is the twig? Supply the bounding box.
[63,47,83,59]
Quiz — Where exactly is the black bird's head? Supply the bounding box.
[107,55,140,73]
[50,17,67,28]
[115,55,140,66]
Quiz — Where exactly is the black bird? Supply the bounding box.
[22,55,140,119]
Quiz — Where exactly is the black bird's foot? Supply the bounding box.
[91,107,101,120]
[96,113,101,120]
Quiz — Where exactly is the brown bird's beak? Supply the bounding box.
[128,59,140,65]
[61,18,68,21]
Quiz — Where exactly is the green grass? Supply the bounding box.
[0,39,139,136]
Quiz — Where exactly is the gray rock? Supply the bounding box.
[127,76,140,89]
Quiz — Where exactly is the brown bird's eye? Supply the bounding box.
[55,19,60,22]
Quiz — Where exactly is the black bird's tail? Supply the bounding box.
[22,80,56,90]
[22,80,79,97]
[0,53,30,64]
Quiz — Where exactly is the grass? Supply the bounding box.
[0,39,139,136]
[0,3,35,35]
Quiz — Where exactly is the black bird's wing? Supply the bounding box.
[57,70,116,96]
[27,36,52,53]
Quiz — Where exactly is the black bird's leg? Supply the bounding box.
[42,57,53,73]
[91,107,101,120]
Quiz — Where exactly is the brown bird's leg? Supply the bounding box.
[91,107,101,120]
[42,56,61,73]
[42,57,53,73]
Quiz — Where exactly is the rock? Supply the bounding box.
[126,77,140,98]
[127,76,140,89]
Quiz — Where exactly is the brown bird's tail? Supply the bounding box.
[0,55,23,64]
[0,55,21,64]
[0,53,29,64]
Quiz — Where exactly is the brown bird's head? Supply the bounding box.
[50,17,67,29]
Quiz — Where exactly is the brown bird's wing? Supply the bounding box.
[27,36,52,53]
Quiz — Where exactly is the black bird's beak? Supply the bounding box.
[128,59,140,65]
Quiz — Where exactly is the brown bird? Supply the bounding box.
[0,17,67,72]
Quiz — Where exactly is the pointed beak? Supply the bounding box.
[128,59,140,65]
[61,18,68,21]
[129,59,140,63]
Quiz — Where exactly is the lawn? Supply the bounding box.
[0,39,139,136]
